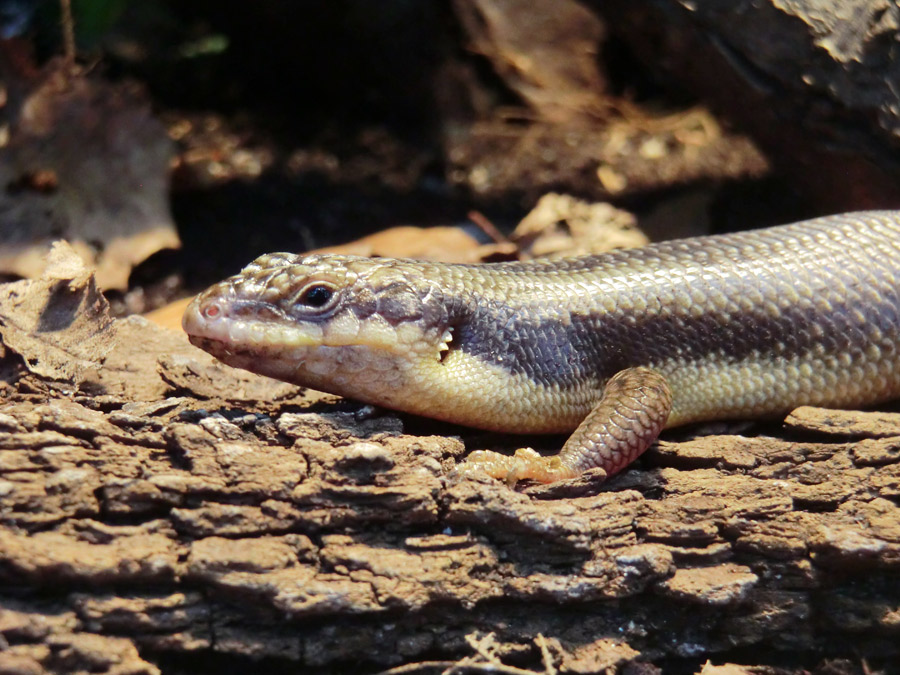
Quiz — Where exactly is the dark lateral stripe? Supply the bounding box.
[454,288,900,389]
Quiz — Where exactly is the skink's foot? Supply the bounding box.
[456,448,590,486]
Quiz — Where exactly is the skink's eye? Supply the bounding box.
[296,283,336,309]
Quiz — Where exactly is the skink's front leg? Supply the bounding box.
[458,367,673,484]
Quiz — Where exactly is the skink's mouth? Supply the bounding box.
[184,332,250,360]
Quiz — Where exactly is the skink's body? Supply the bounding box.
[183,211,900,483]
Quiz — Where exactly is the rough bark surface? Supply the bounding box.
[594,0,900,211]
[2,249,900,674]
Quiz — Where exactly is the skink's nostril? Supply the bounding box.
[183,293,229,336]
[202,302,222,320]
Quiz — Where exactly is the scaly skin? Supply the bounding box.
[182,211,900,484]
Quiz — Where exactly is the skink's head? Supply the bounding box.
[182,253,457,401]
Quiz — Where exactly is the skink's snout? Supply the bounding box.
[182,291,227,340]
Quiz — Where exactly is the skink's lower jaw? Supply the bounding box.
[187,334,233,358]
[188,334,216,348]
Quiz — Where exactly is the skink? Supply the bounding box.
[182,211,900,484]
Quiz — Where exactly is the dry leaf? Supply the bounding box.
[0,64,179,290]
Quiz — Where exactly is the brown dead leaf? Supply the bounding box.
[0,63,179,290]
[512,193,648,258]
